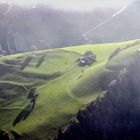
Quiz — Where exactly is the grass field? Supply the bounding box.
[0,39,139,139]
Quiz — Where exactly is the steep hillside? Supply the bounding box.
[0,39,140,139]
[1,0,140,54]
[0,3,115,54]
[55,50,140,140]
[88,0,140,43]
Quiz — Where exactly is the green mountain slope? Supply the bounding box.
[0,39,139,139]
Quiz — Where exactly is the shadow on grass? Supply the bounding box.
[13,88,38,126]
[36,55,46,68]
[20,56,33,70]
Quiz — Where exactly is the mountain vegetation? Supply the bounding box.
[0,39,139,139]
[55,53,140,140]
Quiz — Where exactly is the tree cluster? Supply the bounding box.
[78,51,96,66]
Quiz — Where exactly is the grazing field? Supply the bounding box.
[0,39,139,139]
